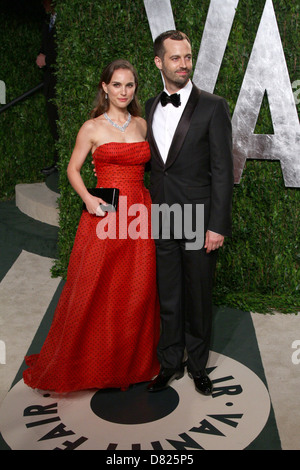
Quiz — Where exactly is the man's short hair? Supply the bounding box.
[154,30,191,59]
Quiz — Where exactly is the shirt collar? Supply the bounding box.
[163,79,192,98]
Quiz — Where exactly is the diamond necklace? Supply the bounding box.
[103,112,131,132]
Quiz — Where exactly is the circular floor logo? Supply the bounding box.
[0,352,270,450]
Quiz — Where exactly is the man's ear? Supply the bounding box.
[154,56,162,71]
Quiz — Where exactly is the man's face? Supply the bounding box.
[43,0,53,13]
[155,38,193,93]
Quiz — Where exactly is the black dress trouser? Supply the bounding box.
[155,236,218,375]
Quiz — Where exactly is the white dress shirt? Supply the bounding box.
[152,80,193,163]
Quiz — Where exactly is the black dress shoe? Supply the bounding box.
[147,367,184,392]
[188,370,213,396]
[41,164,58,176]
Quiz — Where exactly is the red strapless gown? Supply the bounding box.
[23,142,160,393]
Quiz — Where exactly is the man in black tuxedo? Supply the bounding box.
[146,31,233,395]
[37,0,58,175]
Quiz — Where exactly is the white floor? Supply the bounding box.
[0,251,61,405]
[251,311,300,450]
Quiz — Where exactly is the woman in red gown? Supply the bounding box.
[23,60,160,393]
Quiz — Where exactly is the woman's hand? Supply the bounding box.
[92,159,97,177]
[83,194,107,216]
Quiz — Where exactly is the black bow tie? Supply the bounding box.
[160,91,181,108]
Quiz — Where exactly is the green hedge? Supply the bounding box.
[212,0,300,312]
[4,0,299,313]
[0,3,56,200]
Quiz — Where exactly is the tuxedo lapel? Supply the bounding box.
[147,93,165,167]
[165,84,201,169]
[148,85,201,168]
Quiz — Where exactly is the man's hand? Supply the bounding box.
[204,230,224,253]
[36,53,46,68]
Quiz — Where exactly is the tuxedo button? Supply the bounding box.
[164,171,168,176]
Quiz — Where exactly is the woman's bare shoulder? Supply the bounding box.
[133,116,147,136]
[81,116,105,131]
[77,116,106,139]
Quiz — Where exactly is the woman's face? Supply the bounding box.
[102,69,136,111]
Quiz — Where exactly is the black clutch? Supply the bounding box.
[82,188,119,212]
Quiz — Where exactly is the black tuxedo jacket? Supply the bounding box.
[145,84,234,237]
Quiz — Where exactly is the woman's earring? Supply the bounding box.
[105,93,108,100]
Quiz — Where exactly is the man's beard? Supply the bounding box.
[165,68,192,89]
